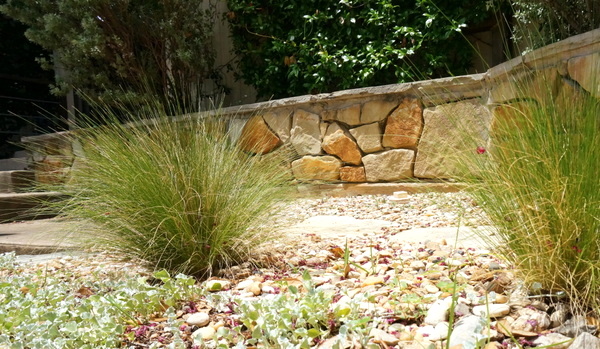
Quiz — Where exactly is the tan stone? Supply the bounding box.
[340,166,366,182]
[414,99,492,179]
[322,124,362,165]
[491,101,533,133]
[40,133,73,157]
[568,52,600,97]
[291,156,341,181]
[321,109,336,122]
[263,110,292,142]
[336,104,361,126]
[489,68,560,104]
[319,121,328,139]
[362,149,414,182]
[349,123,383,153]
[228,118,248,144]
[382,98,423,149]
[290,110,322,155]
[556,78,588,112]
[238,115,282,154]
[362,276,385,287]
[361,100,398,124]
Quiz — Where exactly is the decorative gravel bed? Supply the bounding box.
[1,192,593,348]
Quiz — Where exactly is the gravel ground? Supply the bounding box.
[271,192,485,230]
[5,192,584,349]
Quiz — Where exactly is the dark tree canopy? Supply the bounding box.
[1,0,218,110]
[0,13,64,158]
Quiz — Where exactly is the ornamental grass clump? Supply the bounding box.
[459,75,600,311]
[52,104,293,278]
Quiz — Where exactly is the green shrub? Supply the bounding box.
[51,104,293,278]
[225,0,495,98]
[459,76,600,311]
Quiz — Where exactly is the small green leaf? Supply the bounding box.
[251,326,262,339]
[248,310,260,321]
[153,270,171,281]
[307,328,321,338]
[335,307,351,317]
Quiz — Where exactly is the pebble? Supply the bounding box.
[192,326,215,341]
[532,333,573,349]
[555,315,598,337]
[424,298,452,325]
[472,304,510,318]
[246,282,262,296]
[205,279,231,291]
[416,322,449,341]
[570,332,600,349]
[448,315,488,348]
[361,276,384,287]
[369,328,399,346]
[186,312,210,327]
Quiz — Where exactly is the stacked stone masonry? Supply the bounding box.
[21,29,600,184]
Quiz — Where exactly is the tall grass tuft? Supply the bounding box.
[49,103,293,278]
[459,74,600,311]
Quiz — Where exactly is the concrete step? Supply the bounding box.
[0,170,36,193]
[0,155,28,171]
[0,191,64,222]
[0,219,76,255]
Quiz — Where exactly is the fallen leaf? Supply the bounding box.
[75,286,94,297]
[329,246,344,259]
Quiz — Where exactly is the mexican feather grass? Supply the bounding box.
[48,104,293,278]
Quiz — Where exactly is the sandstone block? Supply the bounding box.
[41,133,73,157]
[228,118,248,144]
[340,166,366,182]
[238,115,282,154]
[414,99,492,179]
[382,98,423,149]
[489,68,560,104]
[362,149,414,182]
[290,110,322,155]
[361,100,398,124]
[349,123,383,153]
[336,104,361,126]
[291,156,341,181]
[263,110,292,142]
[491,101,535,140]
[0,171,35,193]
[322,124,362,165]
[568,52,600,97]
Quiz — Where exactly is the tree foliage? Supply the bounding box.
[1,0,218,109]
[225,0,494,99]
[510,0,600,51]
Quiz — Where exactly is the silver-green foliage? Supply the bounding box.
[55,107,292,277]
[0,253,198,349]
[202,274,378,348]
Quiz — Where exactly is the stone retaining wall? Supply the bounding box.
[23,29,600,184]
